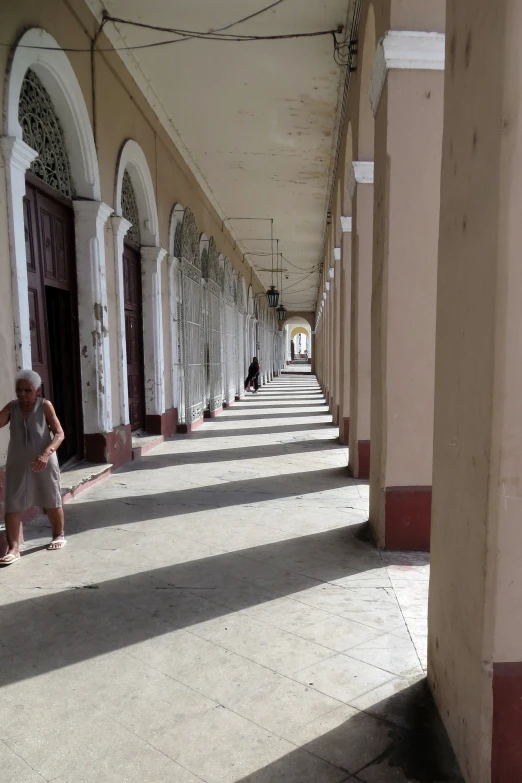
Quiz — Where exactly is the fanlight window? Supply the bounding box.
[181,208,200,268]
[18,69,73,198]
[121,170,140,245]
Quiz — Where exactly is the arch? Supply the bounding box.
[357,5,376,161]
[5,27,100,200]
[115,139,159,246]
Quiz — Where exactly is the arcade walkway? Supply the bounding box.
[0,377,460,782]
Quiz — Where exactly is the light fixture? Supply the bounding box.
[267,285,279,308]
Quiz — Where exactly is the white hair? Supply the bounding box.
[15,369,42,390]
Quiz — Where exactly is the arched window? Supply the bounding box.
[181,208,200,269]
[121,170,140,245]
[18,69,73,198]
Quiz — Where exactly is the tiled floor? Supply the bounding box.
[0,376,461,782]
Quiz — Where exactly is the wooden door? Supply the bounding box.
[24,180,82,465]
[123,242,145,431]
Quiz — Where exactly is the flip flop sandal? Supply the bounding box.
[47,537,67,551]
[0,553,21,566]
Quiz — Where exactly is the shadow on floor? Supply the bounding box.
[235,680,463,783]
[183,422,335,439]
[137,438,340,467]
[214,410,329,421]
[65,466,361,526]
[2,523,385,687]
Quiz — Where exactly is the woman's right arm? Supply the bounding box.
[0,403,10,429]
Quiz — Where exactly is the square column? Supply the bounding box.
[368,31,445,550]
[332,248,341,426]
[429,2,522,779]
[141,246,169,435]
[338,217,352,445]
[348,162,374,479]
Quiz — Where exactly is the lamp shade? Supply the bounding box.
[267,285,279,308]
[276,303,287,322]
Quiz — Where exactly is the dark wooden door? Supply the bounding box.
[24,181,82,465]
[123,242,145,431]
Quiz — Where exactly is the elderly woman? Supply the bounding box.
[0,369,65,565]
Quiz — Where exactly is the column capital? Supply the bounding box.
[339,216,352,234]
[73,200,113,226]
[1,136,38,172]
[369,31,445,115]
[348,161,374,200]
[111,215,132,240]
[141,246,167,265]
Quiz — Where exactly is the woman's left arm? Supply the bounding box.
[33,401,64,472]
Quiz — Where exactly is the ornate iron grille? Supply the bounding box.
[173,219,183,259]
[205,281,223,413]
[181,208,200,269]
[19,69,73,198]
[182,265,204,424]
[121,171,140,245]
[207,238,219,283]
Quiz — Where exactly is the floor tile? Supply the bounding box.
[292,653,395,702]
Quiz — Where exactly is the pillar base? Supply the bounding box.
[384,486,432,551]
[204,407,223,419]
[84,424,133,469]
[177,415,204,434]
[146,407,178,438]
[342,417,350,445]
[348,440,370,479]
[492,663,522,781]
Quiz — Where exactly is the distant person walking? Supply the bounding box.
[244,357,260,393]
[0,369,66,566]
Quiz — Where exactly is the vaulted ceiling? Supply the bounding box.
[86,0,351,309]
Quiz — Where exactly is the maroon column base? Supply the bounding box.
[0,466,5,520]
[343,417,350,445]
[384,486,432,551]
[146,407,178,437]
[204,406,223,419]
[177,415,204,434]
[84,424,133,469]
[492,663,522,782]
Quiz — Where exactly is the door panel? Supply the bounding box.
[25,182,82,465]
[123,242,145,431]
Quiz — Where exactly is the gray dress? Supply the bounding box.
[5,398,62,513]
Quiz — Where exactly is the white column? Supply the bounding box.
[1,137,38,370]
[167,255,181,411]
[141,247,167,417]
[110,216,131,425]
[73,200,114,434]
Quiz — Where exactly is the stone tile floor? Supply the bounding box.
[0,376,462,782]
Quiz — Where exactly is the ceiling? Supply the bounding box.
[88,0,351,310]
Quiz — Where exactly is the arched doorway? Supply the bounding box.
[120,171,145,432]
[19,68,82,465]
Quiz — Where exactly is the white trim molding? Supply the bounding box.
[339,216,352,234]
[141,247,167,418]
[1,137,38,370]
[348,161,374,200]
[329,268,335,279]
[73,201,114,435]
[115,139,159,247]
[5,28,101,200]
[334,248,341,262]
[369,31,446,115]
[111,216,132,425]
